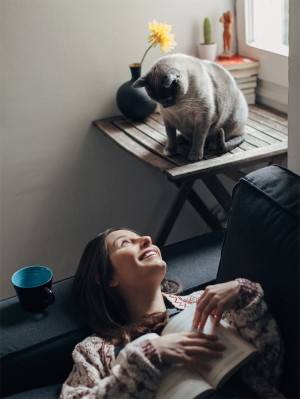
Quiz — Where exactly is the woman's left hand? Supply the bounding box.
[193,281,240,330]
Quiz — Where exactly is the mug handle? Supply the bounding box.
[43,287,55,306]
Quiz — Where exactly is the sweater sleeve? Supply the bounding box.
[60,334,162,399]
[223,278,285,398]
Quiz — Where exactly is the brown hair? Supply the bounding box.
[73,228,181,345]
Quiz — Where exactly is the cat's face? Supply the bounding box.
[133,67,182,108]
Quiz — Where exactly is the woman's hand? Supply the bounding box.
[152,331,226,372]
[193,281,240,330]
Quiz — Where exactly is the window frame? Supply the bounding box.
[236,0,288,102]
[244,0,289,57]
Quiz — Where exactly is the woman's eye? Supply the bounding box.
[121,240,131,247]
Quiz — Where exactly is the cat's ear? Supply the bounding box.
[133,75,148,88]
[162,69,180,88]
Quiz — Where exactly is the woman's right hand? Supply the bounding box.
[151,331,226,372]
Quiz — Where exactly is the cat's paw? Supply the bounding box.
[164,146,177,157]
[188,151,203,162]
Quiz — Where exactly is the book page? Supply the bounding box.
[161,304,257,389]
[156,365,213,399]
[161,303,196,335]
[198,316,256,389]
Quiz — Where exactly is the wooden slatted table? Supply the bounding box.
[93,105,288,246]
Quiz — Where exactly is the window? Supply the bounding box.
[236,0,289,112]
[245,0,289,56]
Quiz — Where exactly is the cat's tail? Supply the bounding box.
[216,128,245,153]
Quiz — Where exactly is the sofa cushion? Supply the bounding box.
[163,229,224,294]
[216,165,300,398]
[4,384,62,399]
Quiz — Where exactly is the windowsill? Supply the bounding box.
[246,41,289,57]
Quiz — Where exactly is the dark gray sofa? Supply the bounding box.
[1,165,299,398]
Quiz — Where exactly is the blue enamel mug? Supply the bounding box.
[11,266,55,312]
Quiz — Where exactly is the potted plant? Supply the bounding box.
[199,18,217,61]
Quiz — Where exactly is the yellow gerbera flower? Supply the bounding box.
[140,20,177,65]
[148,20,177,52]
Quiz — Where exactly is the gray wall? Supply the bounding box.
[1,0,299,300]
[1,0,234,299]
[288,0,300,175]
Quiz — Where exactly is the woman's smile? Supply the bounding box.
[139,249,159,261]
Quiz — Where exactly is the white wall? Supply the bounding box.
[1,0,234,299]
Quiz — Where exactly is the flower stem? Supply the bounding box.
[140,43,154,66]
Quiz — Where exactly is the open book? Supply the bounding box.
[115,303,257,398]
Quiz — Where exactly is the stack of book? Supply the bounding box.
[216,55,260,105]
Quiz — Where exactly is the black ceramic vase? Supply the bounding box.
[116,63,157,120]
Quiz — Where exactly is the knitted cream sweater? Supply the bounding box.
[60,279,284,399]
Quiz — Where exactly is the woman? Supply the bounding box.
[60,228,284,399]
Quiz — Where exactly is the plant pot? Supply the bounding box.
[116,63,157,120]
[199,43,217,62]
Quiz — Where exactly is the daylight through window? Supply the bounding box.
[246,0,289,56]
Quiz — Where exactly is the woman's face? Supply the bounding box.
[105,230,166,293]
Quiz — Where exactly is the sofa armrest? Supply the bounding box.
[0,278,91,397]
[216,165,300,398]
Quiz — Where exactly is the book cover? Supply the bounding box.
[216,55,260,70]
[230,67,259,78]
[241,88,256,94]
[237,81,257,90]
[234,76,257,84]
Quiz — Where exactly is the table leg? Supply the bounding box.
[155,180,195,246]
[187,188,223,231]
[155,179,224,246]
[201,175,232,213]
[268,154,287,166]
[223,169,246,182]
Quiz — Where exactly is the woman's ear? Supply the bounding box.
[109,278,119,288]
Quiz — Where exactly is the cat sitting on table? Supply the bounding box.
[133,54,248,162]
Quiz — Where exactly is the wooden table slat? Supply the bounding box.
[144,116,167,136]
[113,119,188,167]
[248,114,288,139]
[94,119,175,172]
[248,111,288,135]
[165,141,287,180]
[247,118,287,141]
[239,140,257,151]
[230,146,245,154]
[249,105,288,127]
[245,125,283,144]
[148,112,165,125]
[125,118,167,145]
[244,132,270,148]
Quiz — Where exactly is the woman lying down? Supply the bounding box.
[60,228,285,399]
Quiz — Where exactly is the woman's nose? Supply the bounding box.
[138,236,152,247]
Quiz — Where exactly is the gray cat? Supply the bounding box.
[133,54,248,162]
